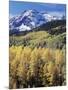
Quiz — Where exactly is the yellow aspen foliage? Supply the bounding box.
[42,48,54,62]
[9,46,17,61]
[43,64,48,75]
[29,47,41,77]
[47,61,55,74]
[21,47,32,63]
[10,58,18,78]
[30,47,40,61]
[9,46,66,88]
[17,62,27,79]
[55,50,64,65]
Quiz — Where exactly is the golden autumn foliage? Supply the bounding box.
[55,49,64,65]
[9,46,66,88]
[42,48,54,62]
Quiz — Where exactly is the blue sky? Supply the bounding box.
[9,0,66,17]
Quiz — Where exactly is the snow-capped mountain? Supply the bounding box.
[9,9,64,32]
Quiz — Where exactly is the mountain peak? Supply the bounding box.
[9,9,64,32]
[21,9,39,17]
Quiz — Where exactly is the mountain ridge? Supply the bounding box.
[9,9,65,33]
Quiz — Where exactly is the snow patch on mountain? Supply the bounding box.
[19,24,31,31]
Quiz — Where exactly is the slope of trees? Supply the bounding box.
[9,31,66,50]
[9,46,66,89]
